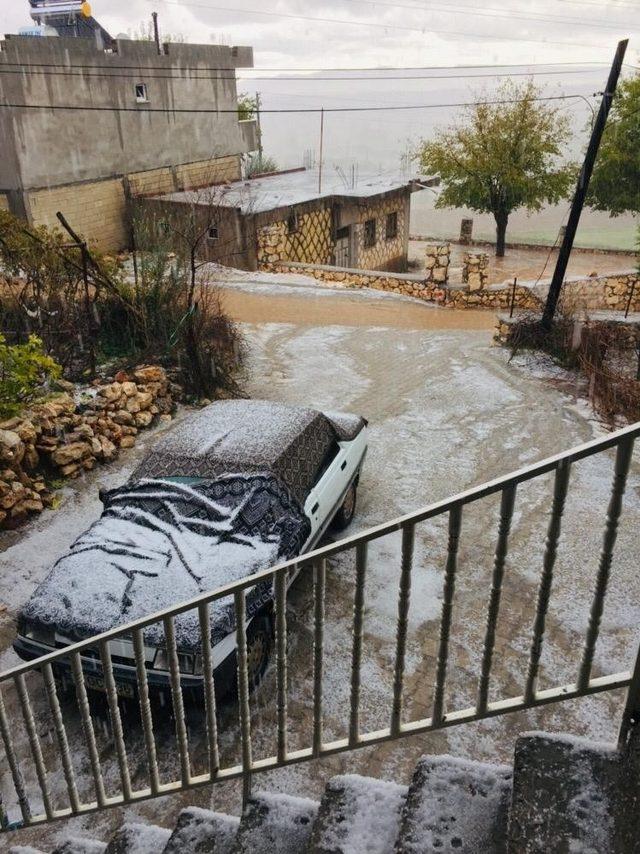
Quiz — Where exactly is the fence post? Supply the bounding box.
[509,276,518,318]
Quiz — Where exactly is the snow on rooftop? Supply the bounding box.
[157,168,421,214]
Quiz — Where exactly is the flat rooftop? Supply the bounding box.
[155,168,428,214]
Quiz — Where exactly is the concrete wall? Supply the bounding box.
[0,36,256,192]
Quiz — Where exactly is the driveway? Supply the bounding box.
[1,285,638,850]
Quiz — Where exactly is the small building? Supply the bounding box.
[0,32,257,250]
[135,168,430,273]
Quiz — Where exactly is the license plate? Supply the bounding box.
[84,674,134,698]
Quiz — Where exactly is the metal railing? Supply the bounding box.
[0,422,639,831]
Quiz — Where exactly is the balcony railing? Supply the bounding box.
[0,422,638,831]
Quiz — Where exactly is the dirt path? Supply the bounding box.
[2,289,638,852]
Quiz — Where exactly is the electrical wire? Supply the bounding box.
[0,59,618,73]
[324,0,637,32]
[0,66,615,82]
[147,0,618,51]
[0,93,597,114]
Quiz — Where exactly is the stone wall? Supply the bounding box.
[0,366,180,530]
[462,252,489,291]
[257,209,333,267]
[264,261,440,301]
[263,260,640,315]
[555,271,640,314]
[352,193,408,272]
[424,243,450,285]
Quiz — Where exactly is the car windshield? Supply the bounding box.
[21,474,310,650]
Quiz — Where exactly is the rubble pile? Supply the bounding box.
[0,366,179,529]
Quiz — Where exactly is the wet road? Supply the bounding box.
[2,287,639,851]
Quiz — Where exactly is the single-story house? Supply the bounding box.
[133,168,435,273]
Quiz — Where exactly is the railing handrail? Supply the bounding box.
[2,420,638,685]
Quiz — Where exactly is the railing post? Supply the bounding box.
[391,524,415,736]
[578,436,634,691]
[432,506,462,726]
[349,542,368,747]
[477,485,516,714]
[275,569,289,764]
[0,684,31,824]
[234,590,253,806]
[312,558,326,757]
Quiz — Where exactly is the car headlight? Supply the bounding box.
[24,622,55,646]
[153,648,195,674]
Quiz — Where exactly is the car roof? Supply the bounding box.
[134,399,364,503]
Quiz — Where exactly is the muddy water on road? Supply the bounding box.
[221,288,495,331]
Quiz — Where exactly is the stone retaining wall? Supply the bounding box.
[0,366,180,529]
[264,261,640,314]
[424,243,450,285]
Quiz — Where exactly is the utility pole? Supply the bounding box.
[541,38,628,330]
[255,92,263,164]
[151,11,161,55]
[318,107,325,194]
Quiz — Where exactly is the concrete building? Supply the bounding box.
[136,168,428,272]
[0,34,257,250]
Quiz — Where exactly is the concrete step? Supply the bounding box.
[103,822,171,854]
[396,754,512,853]
[232,792,319,854]
[508,732,640,853]
[162,806,240,854]
[52,841,107,854]
[309,773,408,854]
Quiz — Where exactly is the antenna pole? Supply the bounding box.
[151,11,161,54]
[318,107,325,194]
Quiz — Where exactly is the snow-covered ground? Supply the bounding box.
[1,304,638,851]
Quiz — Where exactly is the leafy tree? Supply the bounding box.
[588,74,640,216]
[417,80,575,256]
[237,92,257,121]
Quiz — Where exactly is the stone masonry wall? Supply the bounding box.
[0,366,180,530]
[425,243,450,285]
[264,261,640,314]
[257,209,333,267]
[353,195,408,271]
[462,252,489,291]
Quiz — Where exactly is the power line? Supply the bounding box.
[0,66,615,83]
[327,0,637,32]
[0,59,616,73]
[0,93,597,114]
[148,0,617,51]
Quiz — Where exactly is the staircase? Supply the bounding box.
[8,732,639,854]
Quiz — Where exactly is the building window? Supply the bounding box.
[206,226,219,242]
[135,83,149,103]
[385,211,398,241]
[364,218,376,248]
[287,209,299,234]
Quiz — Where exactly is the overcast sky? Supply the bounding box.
[0,0,637,71]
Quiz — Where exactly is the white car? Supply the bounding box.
[15,400,368,695]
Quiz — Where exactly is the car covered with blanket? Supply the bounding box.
[14,400,367,695]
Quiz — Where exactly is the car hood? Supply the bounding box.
[21,474,310,650]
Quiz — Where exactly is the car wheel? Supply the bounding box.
[332,482,357,531]
[245,617,272,689]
